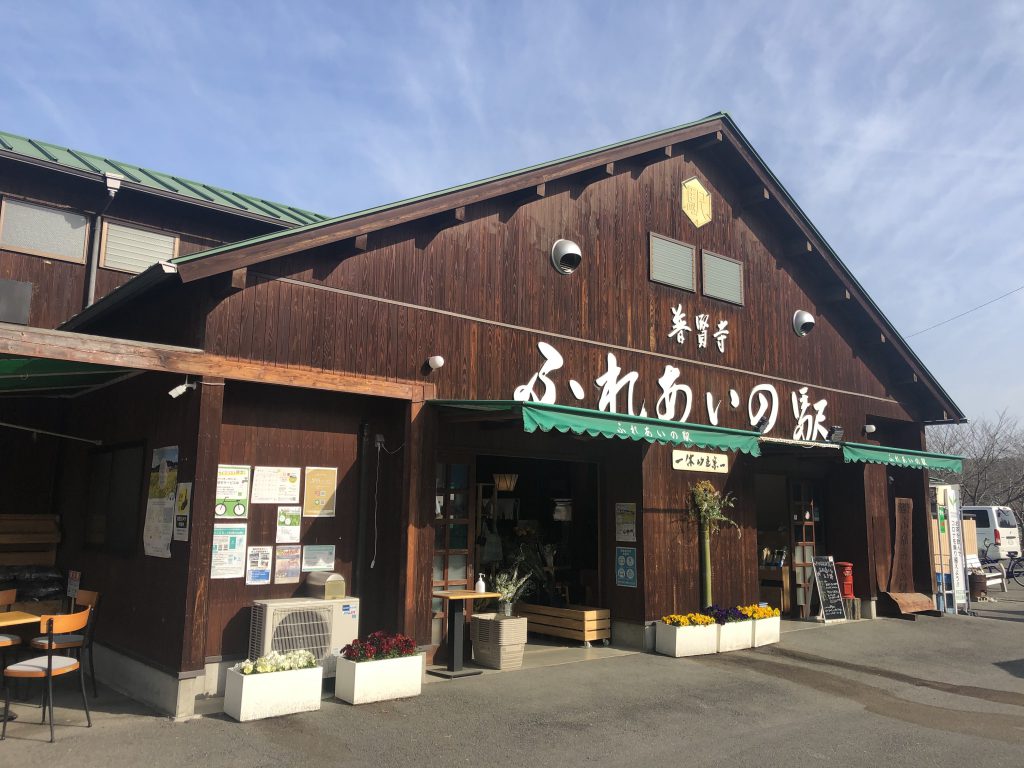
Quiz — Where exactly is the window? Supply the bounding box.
[102,221,178,274]
[969,509,991,528]
[702,250,744,305]
[0,197,89,263]
[996,508,1017,528]
[649,233,695,292]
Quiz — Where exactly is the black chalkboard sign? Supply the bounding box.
[812,556,847,622]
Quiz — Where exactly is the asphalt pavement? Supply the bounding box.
[4,589,1023,765]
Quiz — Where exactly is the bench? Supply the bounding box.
[965,554,1007,593]
[514,603,611,646]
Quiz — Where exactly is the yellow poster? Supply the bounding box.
[303,466,337,517]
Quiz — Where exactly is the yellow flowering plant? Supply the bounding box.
[737,604,780,620]
[661,612,716,627]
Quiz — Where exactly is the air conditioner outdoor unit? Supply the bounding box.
[248,597,360,678]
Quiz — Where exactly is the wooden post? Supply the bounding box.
[179,376,224,672]
[700,522,712,608]
[398,391,435,643]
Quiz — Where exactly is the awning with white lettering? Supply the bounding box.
[431,400,762,456]
[841,441,963,473]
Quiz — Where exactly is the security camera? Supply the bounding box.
[168,381,195,399]
[551,239,582,275]
[792,310,815,337]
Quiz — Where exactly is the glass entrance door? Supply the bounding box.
[431,461,475,646]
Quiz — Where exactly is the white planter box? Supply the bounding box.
[334,653,423,705]
[224,666,323,722]
[717,621,753,652]
[654,622,718,657]
[751,616,781,647]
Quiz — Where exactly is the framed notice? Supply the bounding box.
[276,506,302,543]
[275,545,301,584]
[245,546,273,586]
[303,467,338,517]
[215,465,251,519]
[302,544,336,572]
[251,466,301,505]
[615,503,637,542]
[615,546,638,588]
[211,524,247,579]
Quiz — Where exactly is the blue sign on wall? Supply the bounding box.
[615,546,637,588]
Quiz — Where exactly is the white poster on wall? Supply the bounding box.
[245,546,273,586]
[615,503,637,542]
[251,466,302,504]
[211,524,247,579]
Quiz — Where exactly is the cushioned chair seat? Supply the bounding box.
[4,655,79,679]
[0,634,21,647]
[31,633,84,650]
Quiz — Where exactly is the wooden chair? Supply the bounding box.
[2,607,92,743]
[30,589,100,697]
[0,589,21,665]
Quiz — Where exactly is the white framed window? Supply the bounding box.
[101,220,179,274]
[0,197,89,263]
[649,232,695,292]
[702,250,744,305]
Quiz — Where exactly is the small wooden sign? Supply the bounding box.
[66,569,81,599]
[672,449,728,473]
[812,556,846,623]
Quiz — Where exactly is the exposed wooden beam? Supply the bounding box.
[663,144,677,158]
[454,206,467,222]
[895,373,919,385]
[229,267,247,291]
[690,130,723,151]
[535,182,547,198]
[786,238,814,258]
[0,323,424,401]
[353,233,368,252]
[604,162,616,176]
[739,185,770,208]
[823,287,852,304]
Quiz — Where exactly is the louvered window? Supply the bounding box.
[649,233,695,292]
[702,250,744,305]
[102,221,178,273]
[0,197,89,263]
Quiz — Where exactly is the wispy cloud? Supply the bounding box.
[1,0,1021,418]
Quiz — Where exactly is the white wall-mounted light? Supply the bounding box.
[426,355,445,370]
[863,424,877,435]
[168,379,196,399]
[793,310,816,337]
[551,239,582,275]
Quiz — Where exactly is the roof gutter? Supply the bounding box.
[62,261,179,331]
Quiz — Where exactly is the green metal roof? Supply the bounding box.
[172,112,731,265]
[0,129,328,227]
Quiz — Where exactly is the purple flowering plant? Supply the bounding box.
[703,605,748,624]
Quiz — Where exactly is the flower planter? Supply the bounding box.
[334,653,424,705]
[751,615,781,647]
[654,621,718,658]
[472,613,527,670]
[224,666,323,722]
[717,621,753,652]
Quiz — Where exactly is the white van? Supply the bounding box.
[962,506,1021,560]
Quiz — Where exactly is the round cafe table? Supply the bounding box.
[428,590,500,679]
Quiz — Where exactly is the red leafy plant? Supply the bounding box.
[341,630,417,663]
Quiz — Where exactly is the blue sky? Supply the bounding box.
[2,1,1022,423]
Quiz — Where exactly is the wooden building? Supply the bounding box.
[0,113,964,717]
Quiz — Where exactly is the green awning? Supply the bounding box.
[0,356,134,397]
[432,400,761,456]
[842,441,963,473]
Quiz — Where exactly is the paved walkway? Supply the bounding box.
[3,602,1022,764]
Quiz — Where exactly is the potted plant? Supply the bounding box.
[224,649,322,722]
[335,630,423,705]
[705,605,753,652]
[492,560,534,616]
[688,480,738,608]
[654,612,718,658]
[740,604,781,647]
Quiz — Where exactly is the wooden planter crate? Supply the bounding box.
[471,613,527,670]
[514,603,610,644]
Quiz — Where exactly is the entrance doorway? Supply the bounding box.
[755,473,825,617]
[474,455,601,610]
